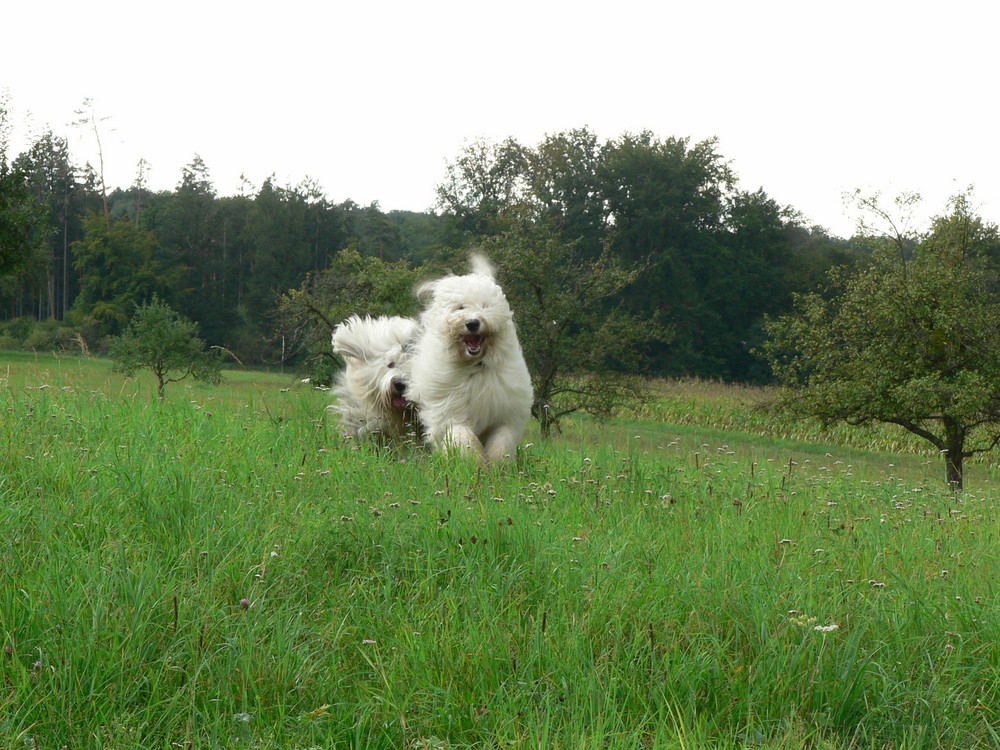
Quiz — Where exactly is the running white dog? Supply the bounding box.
[332,314,420,441]
[405,254,533,462]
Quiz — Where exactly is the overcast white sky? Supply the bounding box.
[3,0,996,238]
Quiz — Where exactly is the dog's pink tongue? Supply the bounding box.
[463,334,483,353]
[392,395,409,408]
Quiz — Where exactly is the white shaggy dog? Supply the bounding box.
[332,314,420,441]
[405,254,533,462]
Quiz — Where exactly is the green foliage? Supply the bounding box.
[108,295,222,397]
[389,209,450,265]
[437,136,529,238]
[479,229,669,436]
[240,177,351,327]
[0,116,45,276]
[73,211,184,335]
[351,201,404,260]
[2,108,968,389]
[11,130,89,319]
[600,132,734,257]
[274,245,426,383]
[926,191,1000,262]
[762,192,1000,489]
[437,128,853,381]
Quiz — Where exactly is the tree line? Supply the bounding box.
[1,141,440,361]
[2,114,860,381]
[10,104,1000,488]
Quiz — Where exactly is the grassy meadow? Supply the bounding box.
[2,353,1000,748]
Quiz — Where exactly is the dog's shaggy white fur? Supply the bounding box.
[332,314,420,441]
[405,254,533,462]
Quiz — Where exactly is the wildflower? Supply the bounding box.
[239,598,251,610]
[789,614,817,628]
[813,624,839,632]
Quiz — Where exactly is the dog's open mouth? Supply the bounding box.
[391,395,409,409]
[462,334,484,356]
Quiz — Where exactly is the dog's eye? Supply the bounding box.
[456,305,465,311]
[387,361,396,369]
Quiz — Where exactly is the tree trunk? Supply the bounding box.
[943,418,965,491]
[945,450,963,491]
[62,206,69,319]
[47,273,56,320]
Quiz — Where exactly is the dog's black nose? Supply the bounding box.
[393,380,406,394]
[465,319,480,333]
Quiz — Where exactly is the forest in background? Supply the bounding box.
[1,118,867,383]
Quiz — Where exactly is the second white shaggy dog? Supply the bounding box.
[332,314,420,441]
[405,255,533,462]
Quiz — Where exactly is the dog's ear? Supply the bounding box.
[390,317,421,345]
[469,253,495,278]
[415,278,438,302]
[332,320,364,360]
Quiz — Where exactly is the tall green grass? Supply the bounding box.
[2,355,999,748]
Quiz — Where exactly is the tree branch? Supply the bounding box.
[304,301,336,332]
[884,418,945,450]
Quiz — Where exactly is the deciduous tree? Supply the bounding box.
[274,246,424,383]
[109,295,222,398]
[480,229,669,438]
[761,192,1000,490]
